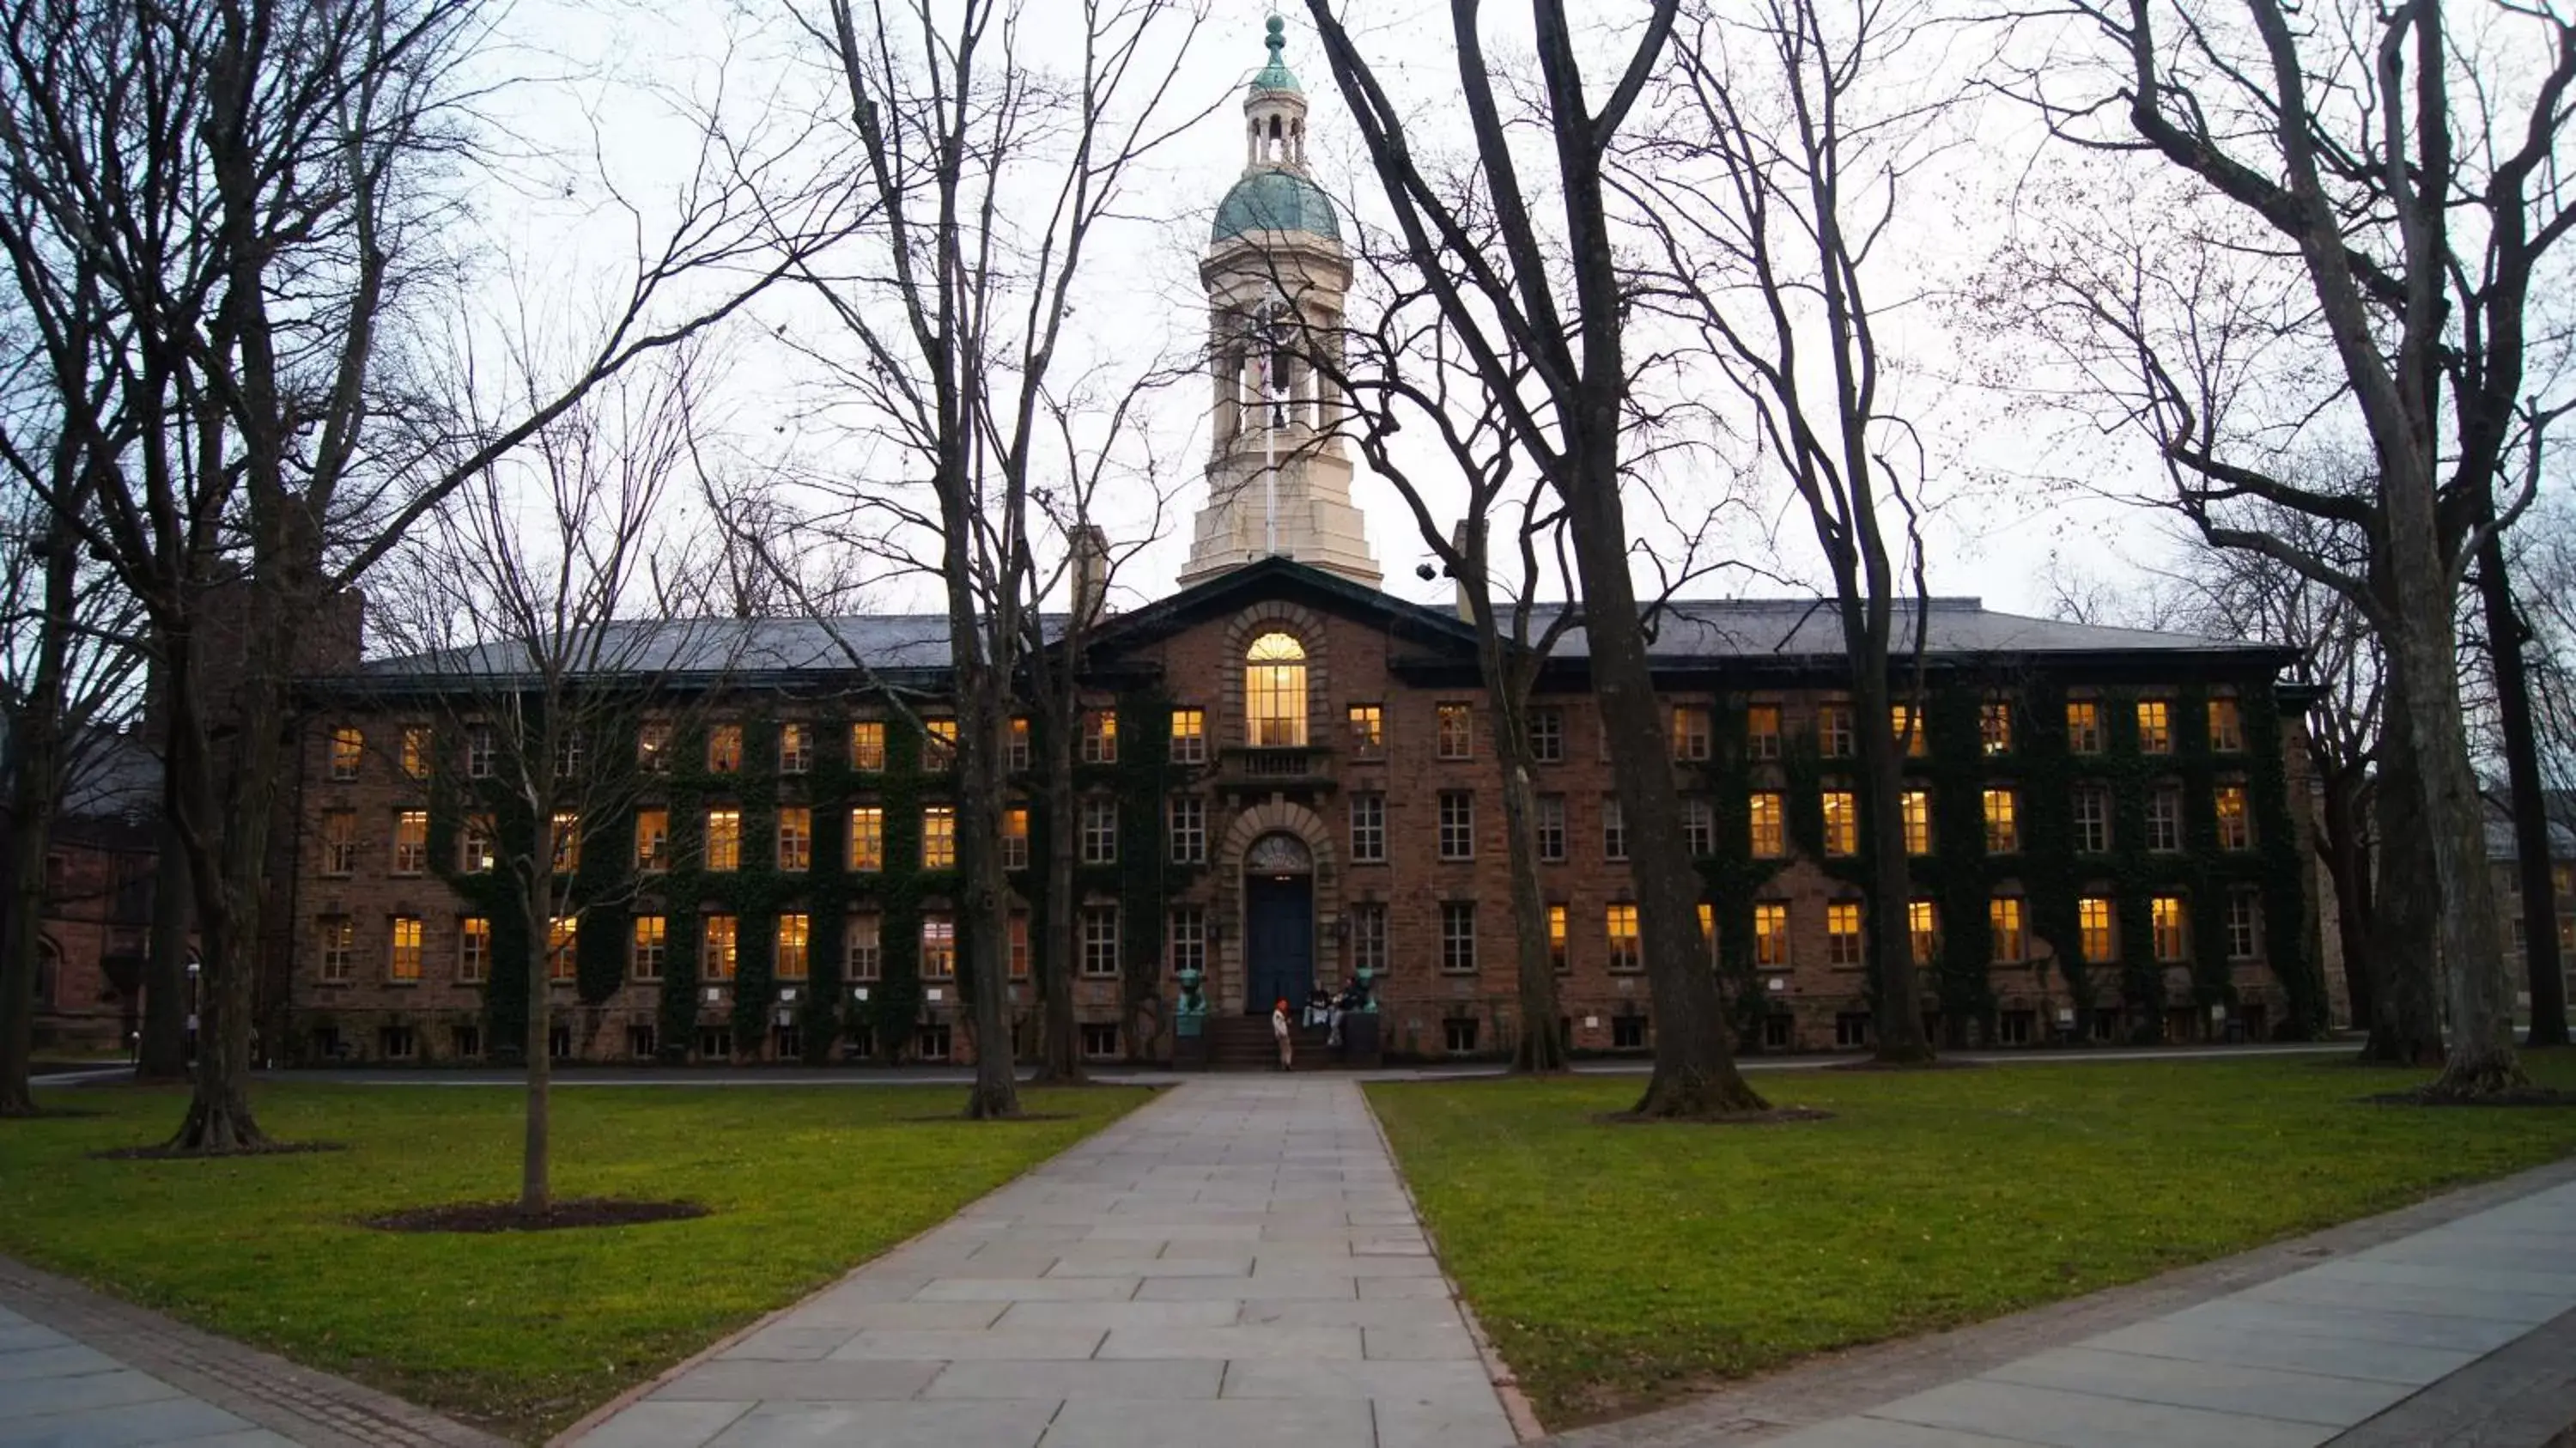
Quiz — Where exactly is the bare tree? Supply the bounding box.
[370,352,729,1214]
[0,0,814,1150]
[1999,0,2575,1095]
[1303,0,1766,1112]
[787,0,1214,1116]
[1618,0,1950,1062]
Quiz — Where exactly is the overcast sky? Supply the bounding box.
[468,0,2179,623]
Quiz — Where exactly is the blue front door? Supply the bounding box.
[1244,875,1314,1015]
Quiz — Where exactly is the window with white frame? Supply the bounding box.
[1440,901,1477,973]
[2226,889,2261,959]
[1683,798,1715,857]
[847,914,881,980]
[2074,787,2111,853]
[2148,786,2184,851]
[1170,906,1205,976]
[1602,794,1626,861]
[1081,906,1120,977]
[1535,794,1566,862]
[1437,790,1473,860]
[1169,796,1206,864]
[1350,793,1386,863]
[1528,707,1564,763]
[1352,903,1388,976]
[1082,797,1119,864]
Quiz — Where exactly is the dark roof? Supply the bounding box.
[345,561,2289,686]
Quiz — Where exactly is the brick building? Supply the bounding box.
[8,728,161,1054]
[270,19,2326,1066]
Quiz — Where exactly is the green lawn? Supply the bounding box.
[1368,1051,2576,1428]
[0,1082,1148,1441]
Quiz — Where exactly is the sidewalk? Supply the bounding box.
[0,1256,506,1448]
[1543,1157,2576,1448]
[563,1074,1518,1448]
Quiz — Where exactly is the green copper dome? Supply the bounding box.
[1249,14,1299,94]
[1212,167,1340,243]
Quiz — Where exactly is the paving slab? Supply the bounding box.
[568,1075,1516,1446]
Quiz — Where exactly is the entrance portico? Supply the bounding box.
[1213,801,1340,1016]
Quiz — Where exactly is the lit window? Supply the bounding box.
[1346,703,1383,757]
[708,724,743,773]
[780,724,811,774]
[1007,716,1031,770]
[922,806,956,870]
[1820,705,1855,758]
[392,811,429,876]
[1442,901,1478,973]
[1901,789,1930,855]
[778,806,811,872]
[1352,903,1388,976]
[1909,899,1939,965]
[2151,894,2188,961]
[777,913,810,980]
[317,915,354,982]
[1082,907,1120,977]
[634,810,666,872]
[1171,707,1206,764]
[1670,704,1711,761]
[1351,794,1386,863]
[1827,901,1862,966]
[389,916,424,982]
[1983,788,2018,854]
[1245,632,1308,747]
[638,722,671,772]
[846,915,881,980]
[2067,700,2101,753]
[1081,709,1119,764]
[400,727,430,780]
[2215,785,2252,849]
[849,721,886,772]
[2226,890,2261,960]
[1892,705,1927,757]
[1438,791,1474,860]
[2073,788,2111,853]
[1749,792,1785,857]
[1083,798,1119,864]
[1821,789,1857,857]
[702,914,738,981]
[330,727,362,780]
[2208,697,2244,752]
[1548,904,1569,973]
[321,811,357,875]
[2136,699,2172,753]
[920,913,956,978]
[459,916,490,983]
[1607,903,1641,972]
[1004,806,1030,869]
[849,806,884,873]
[1981,703,2013,755]
[631,916,665,981]
[1535,794,1566,862]
[706,809,742,871]
[1753,902,1789,968]
[1603,795,1627,861]
[548,916,579,982]
[1437,703,1474,759]
[550,811,580,873]
[2079,897,2114,963]
[1169,796,1206,864]
[1698,902,1718,964]
[924,718,957,767]
[2148,787,2183,852]
[1990,897,2026,963]
[1747,704,1782,759]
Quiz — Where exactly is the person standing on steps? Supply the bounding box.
[1272,997,1293,1071]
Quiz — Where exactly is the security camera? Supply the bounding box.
[1415,563,1437,581]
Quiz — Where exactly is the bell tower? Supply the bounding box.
[1176,15,1380,590]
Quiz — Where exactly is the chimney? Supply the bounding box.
[1448,519,1480,623]
[1071,526,1109,630]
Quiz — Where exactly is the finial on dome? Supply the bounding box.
[1266,13,1285,54]
[1249,12,1300,94]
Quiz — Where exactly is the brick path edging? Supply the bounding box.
[0,1253,508,1448]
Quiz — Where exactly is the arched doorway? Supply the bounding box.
[1242,832,1315,1015]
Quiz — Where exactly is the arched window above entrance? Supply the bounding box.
[1245,631,1308,747]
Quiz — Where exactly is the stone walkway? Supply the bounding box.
[1545,1159,2576,1448]
[0,1256,505,1448]
[567,1074,1518,1448]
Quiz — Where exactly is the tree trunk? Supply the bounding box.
[1853,667,1930,1063]
[137,806,192,1081]
[1559,473,1765,1116]
[955,647,1021,1121]
[2368,693,2448,1065]
[2478,534,2569,1046]
[522,873,552,1214]
[0,731,58,1118]
[1491,693,1566,1075]
[1035,715,1082,1083]
[2313,767,2378,1035]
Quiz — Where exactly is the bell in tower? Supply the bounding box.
[1176,15,1381,590]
